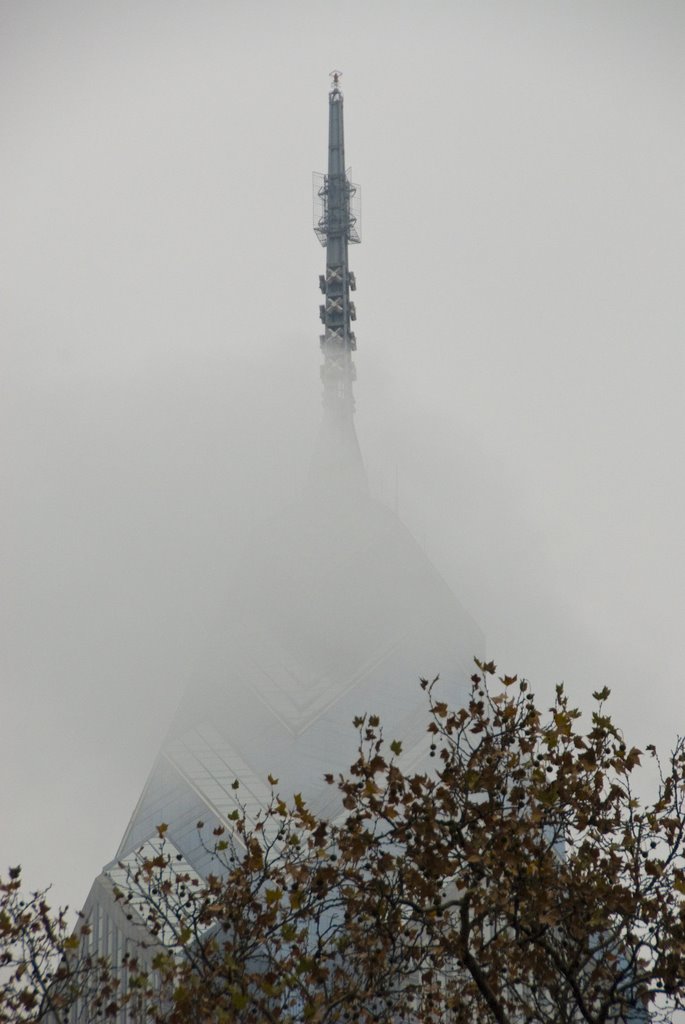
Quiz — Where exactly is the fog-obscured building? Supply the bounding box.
[72,76,483,1017]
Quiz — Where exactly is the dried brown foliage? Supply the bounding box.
[3,664,685,1023]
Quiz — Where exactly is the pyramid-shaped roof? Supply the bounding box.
[113,491,483,877]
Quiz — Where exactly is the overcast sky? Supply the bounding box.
[2,0,684,915]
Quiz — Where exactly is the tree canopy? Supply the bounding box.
[2,663,685,1023]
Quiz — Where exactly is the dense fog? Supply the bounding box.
[1,1,684,916]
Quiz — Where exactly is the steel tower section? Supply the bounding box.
[313,72,362,465]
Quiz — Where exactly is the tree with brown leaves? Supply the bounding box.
[3,663,684,1023]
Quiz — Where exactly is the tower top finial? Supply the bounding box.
[329,69,342,92]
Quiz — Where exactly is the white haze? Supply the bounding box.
[1,0,684,915]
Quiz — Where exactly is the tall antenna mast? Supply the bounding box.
[311,72,365,489]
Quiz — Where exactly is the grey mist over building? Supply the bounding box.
[2,1,684,944]
[72,77,483,979]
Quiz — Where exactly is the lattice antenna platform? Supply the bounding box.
[313,171,361,246]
